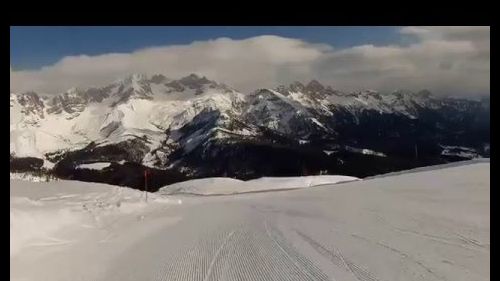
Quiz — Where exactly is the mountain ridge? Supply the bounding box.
[10,73,490,190]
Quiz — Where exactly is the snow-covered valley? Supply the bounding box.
[10,161,490,281]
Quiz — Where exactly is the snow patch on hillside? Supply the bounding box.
[441,145,480,159]
[76,162,111,170]
[345,145,387,157]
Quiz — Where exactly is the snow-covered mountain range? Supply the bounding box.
[10,73,490,190]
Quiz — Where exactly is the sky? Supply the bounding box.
[10,26,490,96]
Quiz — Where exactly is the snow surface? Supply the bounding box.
[75,162,111,170]
[11,162,489,281]
[11,180,179,257]
[159,175,359,195]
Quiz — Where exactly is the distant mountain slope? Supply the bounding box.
[10,74,490,189]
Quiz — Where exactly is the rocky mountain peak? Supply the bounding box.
[178,73,212,88]
[66,87,80,95]
[130,73,148,81]
[15,91,45,118]
[112,73,148,88]
[417,90,433,98]
[392,89,416,96]
[17,91,42,105]
[149,74,169,84]
[288,81,306,92]
[305,80,325,92]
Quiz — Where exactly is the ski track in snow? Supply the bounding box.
[11,162,490,281]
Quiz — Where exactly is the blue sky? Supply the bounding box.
[10,26,403,70]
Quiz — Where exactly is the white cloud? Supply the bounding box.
[10,27,489,97]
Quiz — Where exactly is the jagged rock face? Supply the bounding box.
[178,74,212,89]
[14,92,45,119]
[47,91,86,116]
[287,81,306,92]
[148,74,168,84]
[45,87,112,116]
[164,80,186,93]
[305,80,325,93]
[10,74,490,189]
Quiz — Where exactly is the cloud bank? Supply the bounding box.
[10,26,489,96]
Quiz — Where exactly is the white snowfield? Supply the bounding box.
[11,162,489,281]
[75,162,112,170]
[10,180,179,257]
[159,175,359,195]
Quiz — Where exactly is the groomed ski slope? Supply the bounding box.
[11,162,489,281]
